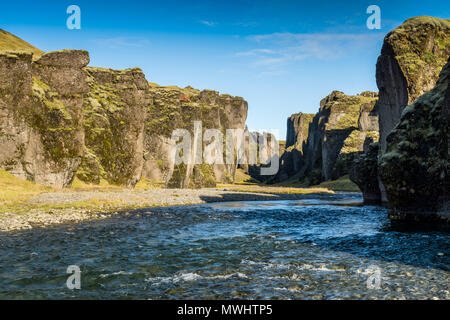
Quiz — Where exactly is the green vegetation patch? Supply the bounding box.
[0,28,44,59]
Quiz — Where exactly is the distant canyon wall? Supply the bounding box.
[267,90,379,186]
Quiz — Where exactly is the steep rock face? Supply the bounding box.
[349,100,382,203]
[0,29,251,189]
[274,113,314,181]
[350,142,381,204]
[76,67,150,187]
[0,53,34,182]
[309,91,378,183]
[379,58,449,222]
[267,91,379,185]
[0,50,89,187]
[376,16,450,201]
[144,84,248,188]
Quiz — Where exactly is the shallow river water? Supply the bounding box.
[0,194,448,299]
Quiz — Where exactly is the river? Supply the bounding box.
[0,193,448,299]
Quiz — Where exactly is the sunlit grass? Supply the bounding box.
[273,174,360,192]
[218,184,333,195]
[0,169,52,202]
[312,175,360,192]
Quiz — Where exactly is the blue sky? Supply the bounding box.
[1,0,449,139]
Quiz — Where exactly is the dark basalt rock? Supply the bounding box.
[376,16,450,202]
[350,142,381,204]
[268,91,379,186]
[379,58,449,223]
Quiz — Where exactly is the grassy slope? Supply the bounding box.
[0,28,44,58]
[274,174,360,192]
[312,175,360,192]
[0,169,51,203]
[0,171,142,215]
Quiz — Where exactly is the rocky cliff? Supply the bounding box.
[376,16,450,201]
[144,84,248,188]
[274,113,314,181]
[270,91,379,186]
[350,142,381,204]
[0,30,248,189]
[76,67,150,187]
[0,50,89,188]
[379,58,449,222]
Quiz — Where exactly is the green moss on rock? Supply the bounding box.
[380,58,449,222]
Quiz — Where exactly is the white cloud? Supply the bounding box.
[236,32,384,73]
[235,49,276,57]
[200,20,217,27]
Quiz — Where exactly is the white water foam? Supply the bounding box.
[145,272,248,286]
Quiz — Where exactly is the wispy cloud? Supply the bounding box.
[236,32,384,73]
[95,37,150,49]
[235,49,276,57]
[199,20,217,27]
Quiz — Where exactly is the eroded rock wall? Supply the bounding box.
[76,67,150,187]
[379,58,449,222]
[144,85,248,188]
[376,16,450,202]
[270,91,379,186]
[0,50,89,188]
[273,113,314,182]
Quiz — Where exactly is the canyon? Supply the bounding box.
[0,16,449,224]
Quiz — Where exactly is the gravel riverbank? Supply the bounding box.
[0,187,336,232]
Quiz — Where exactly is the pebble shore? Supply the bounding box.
[0,188,334,232]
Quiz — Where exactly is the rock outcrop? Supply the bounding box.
[379,58,449,222]
[273,113,314,181]
[144,84,248,188]
[76,67,150,187]
[350,142,381,204]
[269,91,379,186]
[376,16,450,201]
[0,29,249,189]
[0,50,89,188]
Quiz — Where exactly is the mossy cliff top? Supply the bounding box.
[383,16,450,102]
[149,83,246,104]
[35,49,89,67]
[0,28,44,59]
[147,83,248,137]
[85,67,149,93]
[318,91,378,131]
